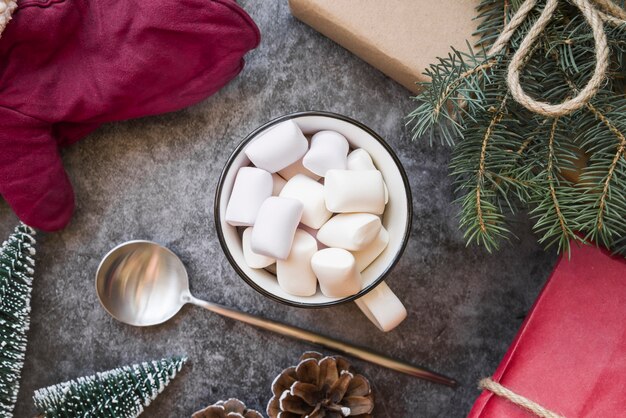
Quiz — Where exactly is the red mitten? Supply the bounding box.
[0,0,260,231]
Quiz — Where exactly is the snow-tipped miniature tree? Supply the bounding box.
[33,356,187,418]
[0,223,36,416]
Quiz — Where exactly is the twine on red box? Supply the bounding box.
[479,378,566,418]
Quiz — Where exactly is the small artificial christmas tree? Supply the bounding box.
[0,223,36,416]
[33,356,187,418]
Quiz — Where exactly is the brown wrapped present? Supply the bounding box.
[289,0,480,93]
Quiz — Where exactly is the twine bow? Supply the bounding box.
[488,0,626,117]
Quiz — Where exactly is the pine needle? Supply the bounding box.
[408,0,626,256]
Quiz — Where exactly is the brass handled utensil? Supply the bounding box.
[96,240,457,387]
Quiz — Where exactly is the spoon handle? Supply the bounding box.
[188,296,457,387]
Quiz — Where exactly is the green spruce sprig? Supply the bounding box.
[408,0,626,256]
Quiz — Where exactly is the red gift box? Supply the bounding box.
[468,243,626,417]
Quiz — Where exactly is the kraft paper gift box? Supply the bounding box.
[289,0,480,93]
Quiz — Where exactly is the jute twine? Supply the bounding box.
[487,0,626,117]
[479,378,566,418]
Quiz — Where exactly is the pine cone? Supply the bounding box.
[193,398,263,418]
[267,352,374,418]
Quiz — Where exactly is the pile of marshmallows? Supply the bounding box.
[226,120,390,299]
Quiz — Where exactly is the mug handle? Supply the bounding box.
[354,281,407,332]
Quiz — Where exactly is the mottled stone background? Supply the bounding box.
[0,2,557,417]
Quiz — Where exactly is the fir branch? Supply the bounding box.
[585,102,626,232]
[563,95,626,250]
[477,99,507,234]
[407,44,504,146]
[453,96,518,251]
[516,135,535,156]
[546,119,568,236]
[432,60,497,120]
[409,0,626,256]
[529,118,581,253]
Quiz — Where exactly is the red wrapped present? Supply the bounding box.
[468,243,626,418]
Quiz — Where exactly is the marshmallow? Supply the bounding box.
[303,131,349,177]
[347,148,375,170]
[276,229,318,296]
[317,213,382,251]
[324,169,386,214]
[244,120,308,173]
[242,227,275,268]
[251,197,303,260]
[272,173,287,196]
[351,227,389,272]
[278,158,321,181]
[311,248,362,298]
[347,149,389,204]
[279,174,332,229]
[298,223,328,249]
[225,167,273,226]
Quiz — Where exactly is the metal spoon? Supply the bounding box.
[96,240,457,387]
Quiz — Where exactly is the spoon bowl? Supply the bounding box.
[96,240,190,326]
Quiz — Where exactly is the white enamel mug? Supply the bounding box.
[214,111,412,332]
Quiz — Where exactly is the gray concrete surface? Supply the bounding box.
[1,1,558,416]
